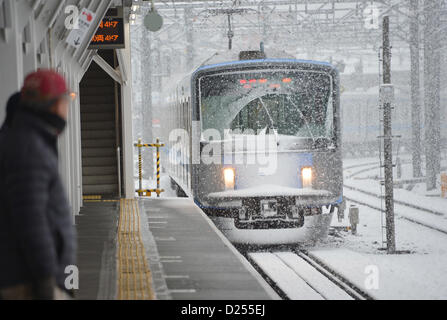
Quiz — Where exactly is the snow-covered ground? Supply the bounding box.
[247,157,447,299]
[310,156,447,299]
[249,195,447,300]
[134,157,447,299]
[344,156,447,212]
[343,156,447,231]
[249,251,353,300]
[312,199,447,299]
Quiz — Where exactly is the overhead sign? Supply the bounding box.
[89,17,125,49]
[66,8,96,48]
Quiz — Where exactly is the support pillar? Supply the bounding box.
[410,0,422,178]
[424,1,441,190]
[0,0,23,123]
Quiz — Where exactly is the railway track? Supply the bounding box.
[343,162,382,179]
[240,160,445,300]
[344,192,447,235]
[343,162,447,235]
[244,249,373,300]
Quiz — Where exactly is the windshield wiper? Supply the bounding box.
[258,97,275,130]
[284,95,317,145]
[258,97,279,145]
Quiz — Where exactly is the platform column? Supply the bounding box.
[0,0,23,123]
[118,15,136,199]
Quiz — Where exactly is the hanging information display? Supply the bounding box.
[89,8,125,49]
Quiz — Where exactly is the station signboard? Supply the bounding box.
[66,8,96,48]
[89,7,125,49]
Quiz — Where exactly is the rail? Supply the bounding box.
[244,249,373,300]
[344,162,447,235]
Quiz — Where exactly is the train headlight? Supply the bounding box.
[301,167,313,188]
[224,168,235,190]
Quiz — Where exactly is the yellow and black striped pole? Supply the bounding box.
[134,139,165,198]
[156,138,161,198]
[138,138,143,196]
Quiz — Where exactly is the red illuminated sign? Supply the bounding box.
[239,77,293,89]
[89,17,125,49]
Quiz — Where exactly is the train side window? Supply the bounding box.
[188,97,192,137]
[184,100,187,132]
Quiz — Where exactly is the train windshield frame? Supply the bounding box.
[198,68,336,147]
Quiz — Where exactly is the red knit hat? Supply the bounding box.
[21,69,68,105]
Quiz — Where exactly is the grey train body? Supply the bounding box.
[157,58,343,245]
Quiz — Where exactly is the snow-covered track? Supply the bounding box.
[344,163,381,179]
[343,161,380,171]
[343,159,412,180]
[343,161,447,235]
[295,250,374,300]
[344,193,447,235]
[344,184,445,217]
[245,250,373,300]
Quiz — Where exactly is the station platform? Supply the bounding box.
[75,197,278,300]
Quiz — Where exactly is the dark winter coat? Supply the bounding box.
[0,107,76,291]
[0,92,21,133]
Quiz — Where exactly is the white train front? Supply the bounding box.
[157,51,344,245]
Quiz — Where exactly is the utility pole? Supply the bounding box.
[424,1,441,190]
[410,0,422,178]
[382,16,396,254]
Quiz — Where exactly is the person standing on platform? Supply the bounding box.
[0,70,76,300]
[0,92,21,157]
[0,92,21,133]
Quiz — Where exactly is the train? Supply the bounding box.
[157,50,344,245]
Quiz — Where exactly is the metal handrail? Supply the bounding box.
[117,147,122,198]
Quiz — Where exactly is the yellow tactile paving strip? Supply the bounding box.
[83,195,102,200]
[117,199,155,300]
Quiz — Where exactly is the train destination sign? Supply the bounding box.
[89,17,125,49]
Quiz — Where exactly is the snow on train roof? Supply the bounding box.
[202,49,292,65]
[196,50,334,72]
[159,50,335,99]
[197,58,334,72]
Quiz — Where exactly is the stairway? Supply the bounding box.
[80,51,119,197]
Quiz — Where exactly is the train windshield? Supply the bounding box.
[199,69,334,144]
